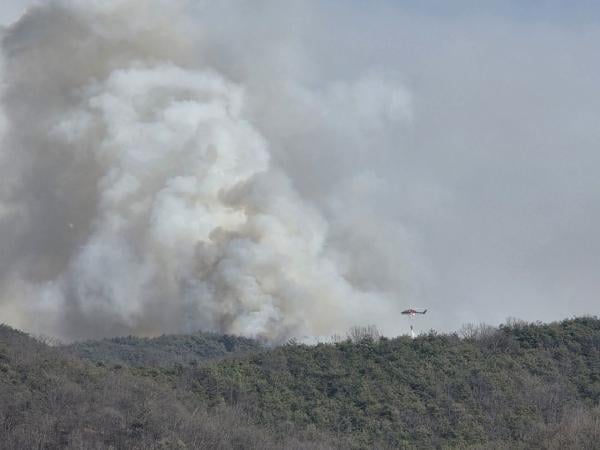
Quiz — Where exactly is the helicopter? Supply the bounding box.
[401,308,427,316]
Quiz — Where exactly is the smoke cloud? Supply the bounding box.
[1,1,599,340]
[0,0,410,341]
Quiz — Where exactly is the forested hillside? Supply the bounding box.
[180,318,599,448]
[0,325,335,449]
[1,318,599,449]
[64,331,262,367]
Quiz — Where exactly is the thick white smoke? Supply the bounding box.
[0,0,410,340]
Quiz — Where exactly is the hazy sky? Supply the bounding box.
[1,1,598,338]
[185,0,600,329]
[0,0,32,26]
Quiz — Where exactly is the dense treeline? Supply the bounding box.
[0,325,340,449]
[156,317,600,448]
[1,318,599,449]
[64,331,262,367]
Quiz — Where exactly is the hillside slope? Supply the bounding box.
[1,318,599,449]
[0,325,337,450]
[64,331,262,367]
[155,317,600,448]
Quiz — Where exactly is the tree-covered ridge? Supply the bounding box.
[1,318,599,449]
[64,331,262,367]
[175,317,600,448]
[0,324,340,449]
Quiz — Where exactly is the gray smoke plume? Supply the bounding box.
[0,0,410,341]
[2,1,599,341]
